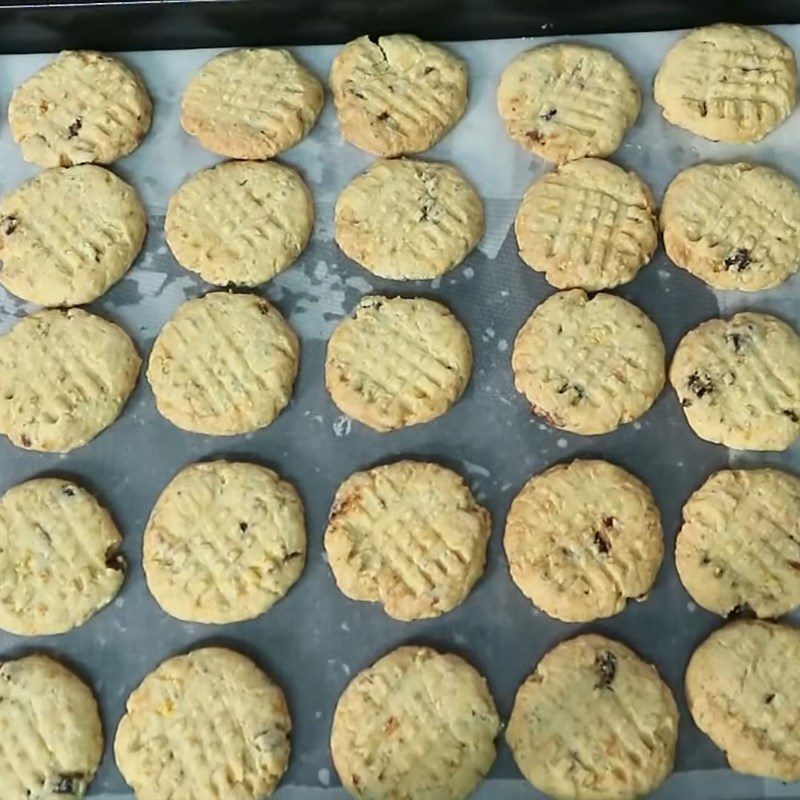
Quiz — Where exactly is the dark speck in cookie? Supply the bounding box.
[723,249,751,271]
[595,651,616,690]
[725,332,748,353]
[687,371,715,399]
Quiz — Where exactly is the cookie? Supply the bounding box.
[165,160,313,287]
[324,460,490,621]
[143,460,305,624]
[505,460,663,622]
[181,48,323,159]
[325,296,472,432]
[515,158,658,290]
[8,50,152,168]
[507,634,679,800]
[0,654,103,800]
[115,647,291,800]
[654,24,798,143]
[686,620,800,780]
[147,292,299,436]
[0,308,140,452]
[331,646,500,800]
[676,469,800,619]
[670,312,800,451]
[0,165,147,306]
[497,44,640,163]
[334,158,483,280]
[330,34,468,157]
[661,162,800,291]
[0,478,124,636]
[511,289,665,434]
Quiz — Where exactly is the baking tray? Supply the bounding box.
[1,18,799,800]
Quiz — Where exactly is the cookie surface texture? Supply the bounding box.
[143,460,306,623]
[115,647,291,800]
[0,478,124,636]
[497,43,640,163]
[331,646,500,800]
[504,459,663,622]
[654,24,798,142]
[0,165,147,306]
[507,634,679,800]
[165,160,313,286]
[325,296,472,431]
[670,312,800,450]
[330,34,468,156]
[324,460,490,621]
[660,162,800,291]
[181,48,323,159]
[685,620,800,780]
[334,158,483,279]
[676,469,800,618]
[511,289,665,434]
[8,50,152,168]
[147,292,299,435]
[0,308,140,452]
[0,655,103,800]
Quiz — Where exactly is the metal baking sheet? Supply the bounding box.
[1,25,799,800]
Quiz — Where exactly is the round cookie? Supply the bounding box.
[676,469,800,619]
[325,296,472,431]
[654,24,798,143]
[147,292,299,436]
[511,289,665,434]
[143,460,306,624]
[8,50,152,168]
[324,460,490,621]
[661,162,800,292]
[515,158,658,290]
[0,165,147,306]
[115,647,291,800]
[686,620,800,780]
[504,460,663,622]
[334,158,483,280]
[181,48,323,159]
[497,44,641,163]
[670,312,800,451]
[165,160,314,286]
[507,634,679,800]
[330,34,468,157]
[0,478,124,636]
[0,308,140,452]
[331,646,500,800]
[0,655,103,800]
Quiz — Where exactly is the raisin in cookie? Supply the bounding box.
[507,634,679,800]
[0,165,147,306]
[8,50,152,168]
[181,48,323,159]
[0,655,103,800]
[147,292,299,436]
[330,35,467,156]
[654,24,797,143]
[676,469,800,619]
[0,308,140,452]
[686,620,800,780]
[324,460,490,621]
[334,158,483,279]
[143,460,305,624]
[670,312,800,451]
[512,289,665,434]
[165,160,313,287]
[331,646,500,800]
[498,44,640,163]
[505,460,663,622]
[115,648,291,800]
[325,296,472,431]
[661,162,800,292]
[515,158,658,290]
